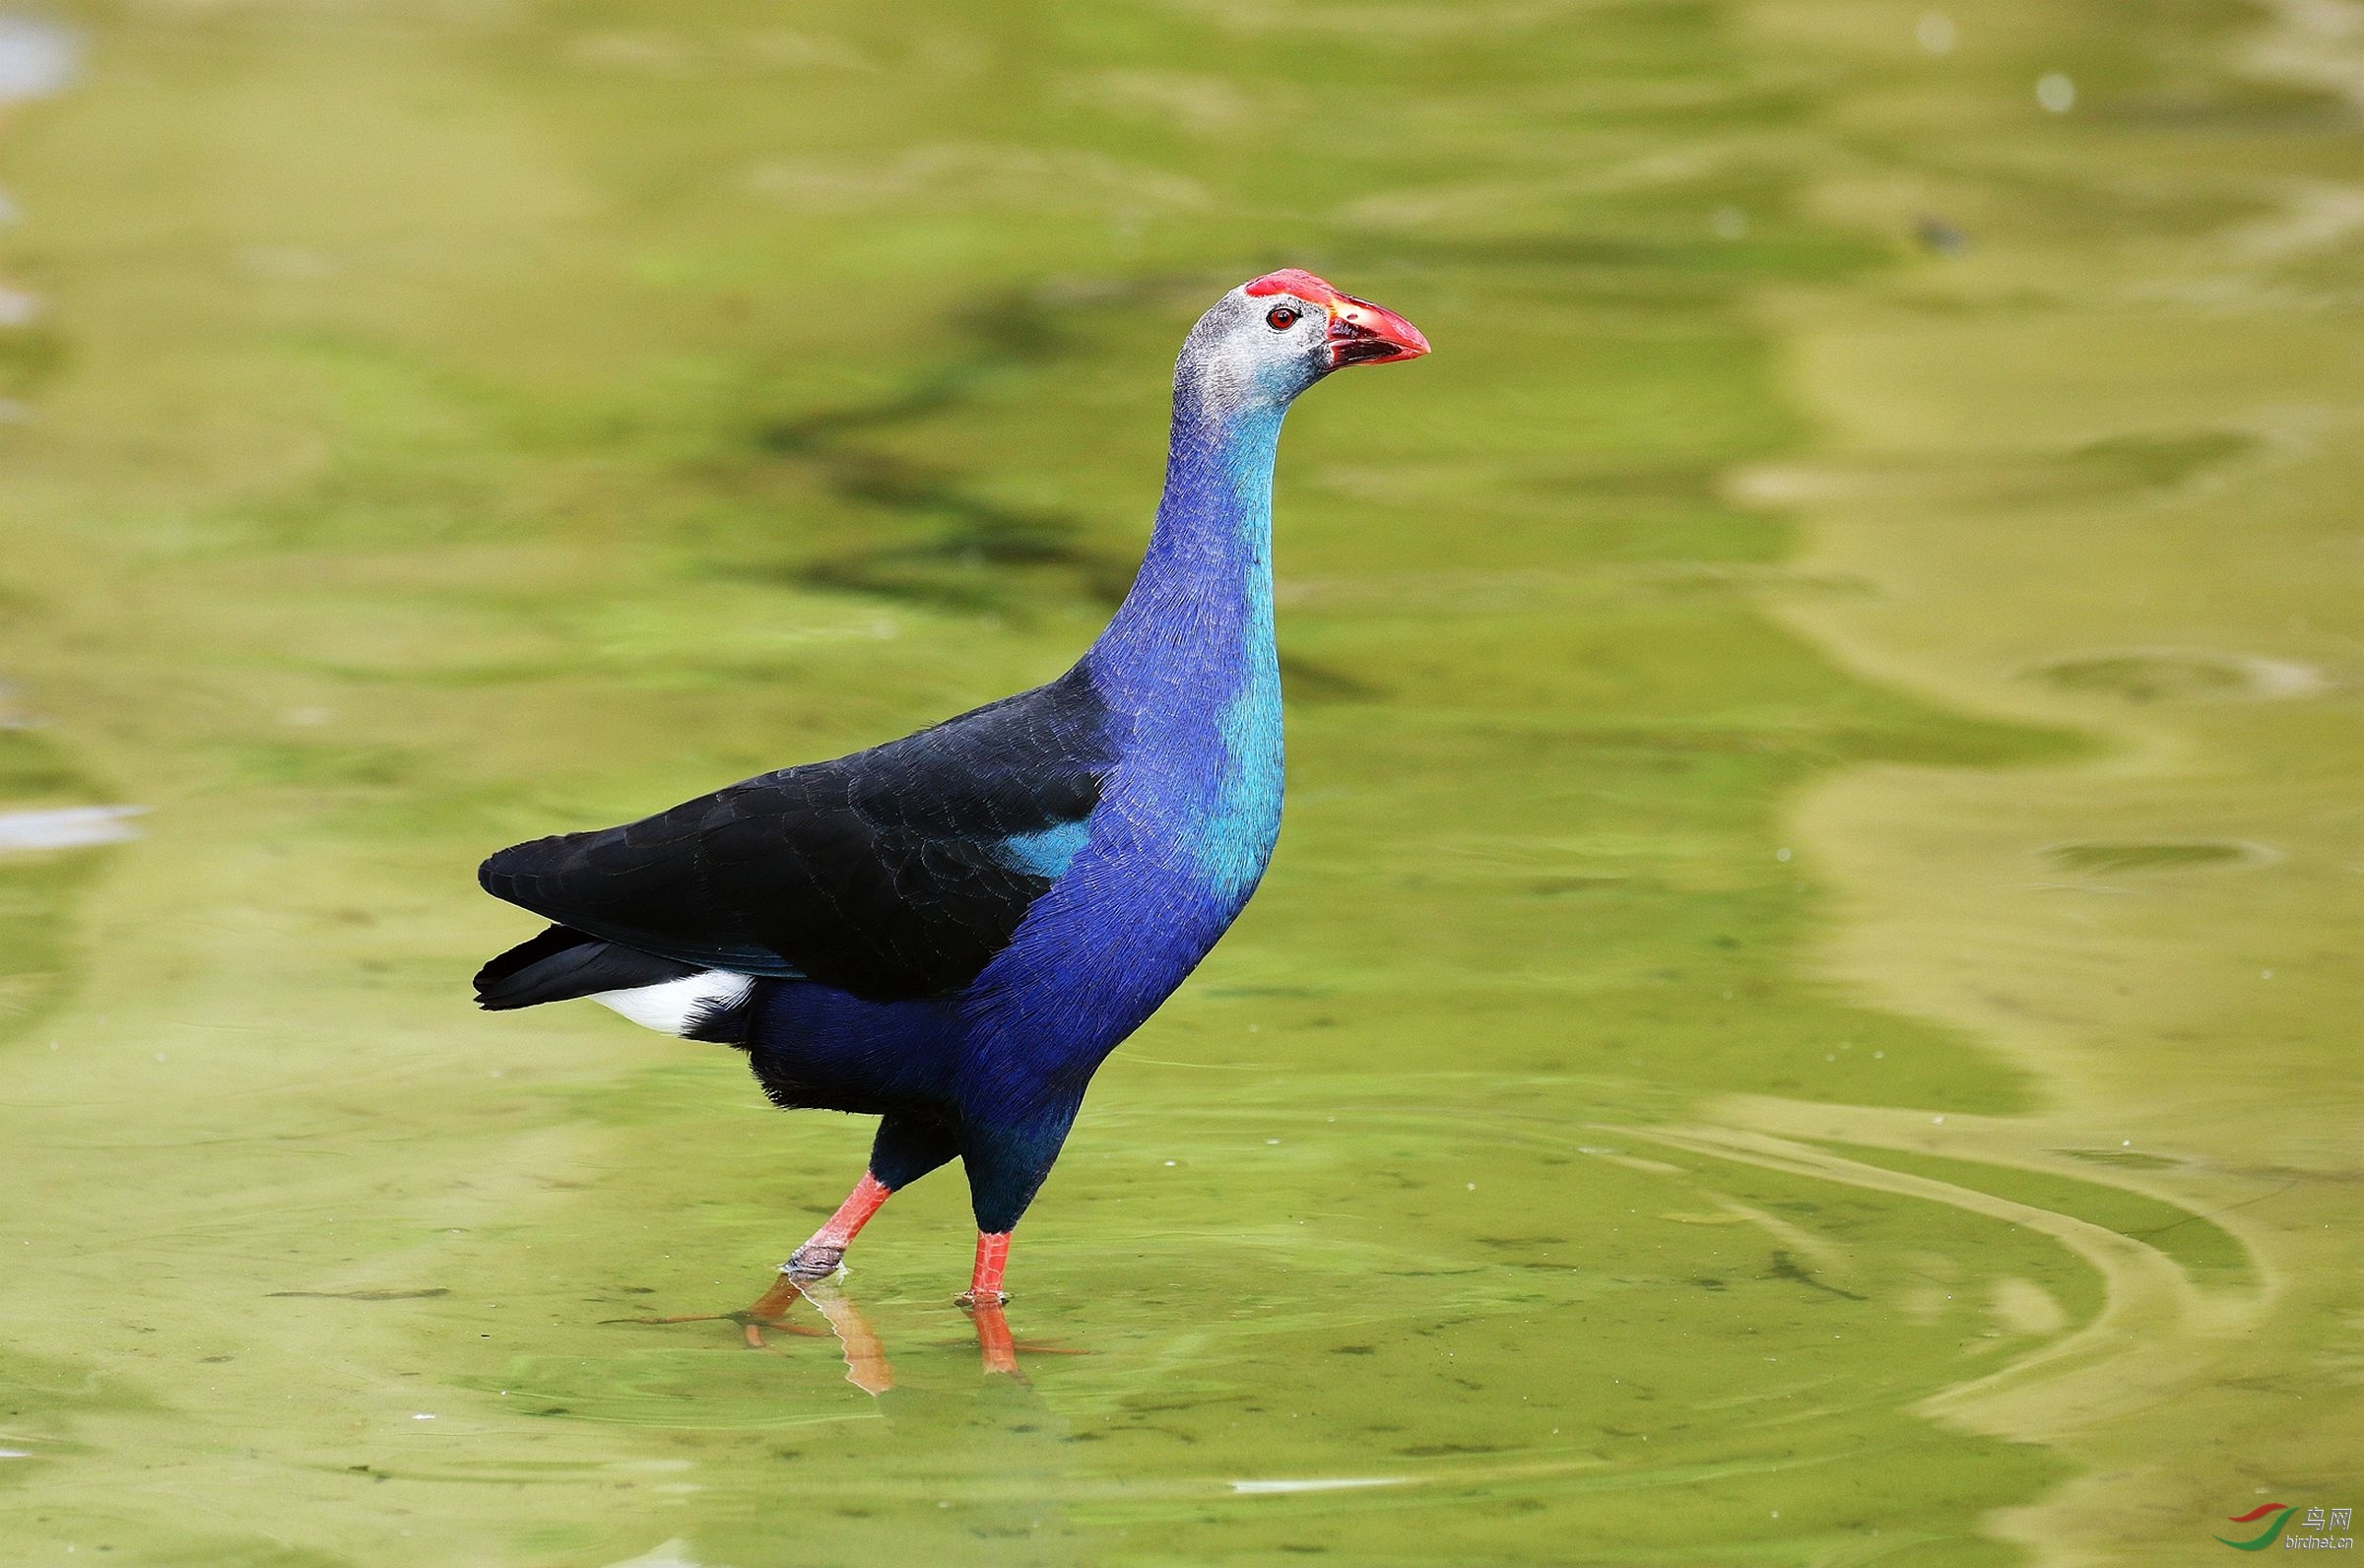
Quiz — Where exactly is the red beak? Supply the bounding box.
[1326,294,1430,368]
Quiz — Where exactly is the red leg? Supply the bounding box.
[783,1171,892,1277]
[957,1230,1011,1306]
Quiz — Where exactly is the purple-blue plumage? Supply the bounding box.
[473,271,1428,1299]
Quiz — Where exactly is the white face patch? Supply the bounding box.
[590,971,755,1036]
[1177,288,1324,415]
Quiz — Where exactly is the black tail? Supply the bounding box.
[473,924,702,1011]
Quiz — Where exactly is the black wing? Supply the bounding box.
[479,667,1113,1003]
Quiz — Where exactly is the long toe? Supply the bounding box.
[612,1275,827,1348]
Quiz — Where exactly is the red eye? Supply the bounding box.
[1265,305,1301,330]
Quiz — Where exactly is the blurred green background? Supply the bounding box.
[0,0,2357,1564]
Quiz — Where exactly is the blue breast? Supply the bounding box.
[952,368,1291,1095]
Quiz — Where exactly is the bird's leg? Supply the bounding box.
[957,1230,1012,1307]
[782,1116,957,1277]
[783,1171,892,1279]
[954,1099,1077,1305]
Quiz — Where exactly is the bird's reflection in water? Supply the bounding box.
[613,1274,1104,1565]
[621,1272,1084,1391]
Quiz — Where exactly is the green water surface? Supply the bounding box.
[0,2,2355,1565]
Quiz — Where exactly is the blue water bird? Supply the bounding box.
[474,271,1429,1304]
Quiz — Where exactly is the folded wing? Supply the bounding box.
[479,671,1111,1003]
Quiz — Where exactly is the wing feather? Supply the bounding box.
[479,669,1111,1002]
